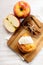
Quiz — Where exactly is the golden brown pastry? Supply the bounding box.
[17,33,36,53]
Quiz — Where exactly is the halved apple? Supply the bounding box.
[7,14,20,27]
[3,14,20,32]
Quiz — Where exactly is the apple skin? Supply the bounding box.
[3,14,20,33]
[13,1,31,18]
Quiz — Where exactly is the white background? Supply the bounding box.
[0,0,43,65]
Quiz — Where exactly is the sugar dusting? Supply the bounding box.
[18,36,33,44]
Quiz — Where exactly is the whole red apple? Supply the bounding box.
[13,1,31,18]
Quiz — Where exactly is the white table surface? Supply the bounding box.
[0,0,43,65]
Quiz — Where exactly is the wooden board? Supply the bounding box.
[7,15,43,62]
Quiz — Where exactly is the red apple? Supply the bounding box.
[13,1,31,18]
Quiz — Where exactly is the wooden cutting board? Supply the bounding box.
[7,15,43,62]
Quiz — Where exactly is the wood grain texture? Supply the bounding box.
[7,15,43,62]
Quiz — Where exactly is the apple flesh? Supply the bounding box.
[3,14,20,32]
[7,14,20,27]
[3,19,16,32]
[13,1,30,18]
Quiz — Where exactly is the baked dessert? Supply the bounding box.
[18,33,36,53]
